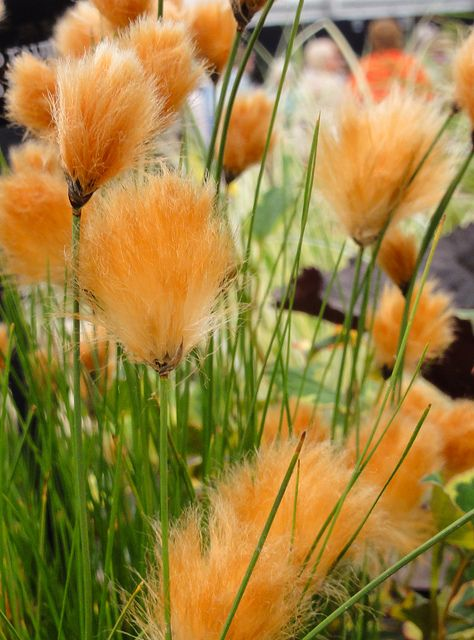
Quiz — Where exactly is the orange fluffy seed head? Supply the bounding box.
[230,0,266,31]
[262,399,328,445]
[5,53,56,133]
[90,0,152,27]
[454,30,474,127]
[53,1,114,58]
[317,91,452,246]
[432,400,474,478]
[53,41,163,206]
[377,226,418,292]
[9,140,62,176]
[372,281,455,372]
[78,173,235,374]
[121,18,203,115]
[0,169,71,284]
[187,1,236,78]
[220,91,275,181]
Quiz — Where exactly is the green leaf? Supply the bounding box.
[269,365,335,403]
[253,187,288,239]
[431,485,474,550]
[446,470,474,513]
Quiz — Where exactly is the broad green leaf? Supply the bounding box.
[253,187,288,239]
[431,485,474,550]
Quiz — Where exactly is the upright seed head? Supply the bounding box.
[230,0,267,31]
[121,17,203,115]
[53,1,114,58]
[187,1,236,80]
[78,173,235,374]
[377,226,418,293]
[317,91,452,246]
[5,53,57,134]
[90,0,153,27]
[9,140,62,176]
[372,281,455,373]
[0,164,72,284]
[52,41,163,208]
[220,90,275,182]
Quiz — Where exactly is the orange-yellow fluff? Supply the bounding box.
[221,91,275,181]
[187,1,236,78]
[5,53,56,133]
[377,227,418,292]
[78,173,234,374]
[317,91,452,246]
[0,167,71,284]
[349,406,443,516]
[432,400,474,477]
[53,41,162,207]
[9,140,61,176]
[53,1,114,58]
[372,281,455,372]
[141,440,413,639]
[454,30,474,127]
[91,0,152,27]
[262,399,328,445]
[121,18,202,115]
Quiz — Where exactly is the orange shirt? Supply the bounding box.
[349,49,432,101]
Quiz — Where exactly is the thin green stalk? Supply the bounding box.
[159,374,172,640]
[219,434,306,640]
[330,246,364,437]
[71,209,92,640]
[106,581,144,640]
[214,0,278,185]
[300,509,474,639]
[157,0,163,18]
[203,33,241,178]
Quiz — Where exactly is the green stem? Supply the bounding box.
[203,33,241,178]
[214,0,278,186]
[159,374,172,640]
[157,0,163,18]
[71,209,92,640]
[300,509,474,639]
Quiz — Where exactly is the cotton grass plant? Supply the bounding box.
[0,4,473,640]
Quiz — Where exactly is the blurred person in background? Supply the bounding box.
[349,18,431,101]
[0,0,71,153]
[301,37,347,110]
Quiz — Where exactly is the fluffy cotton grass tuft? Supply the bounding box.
[317,91,452,246]
[349,408,443,519]
[0,165,71,284]
[139,439,426,639]
[5,53,57,134]
[53,41,163,207]
[377,226,418,292]
[9,140,62,176]
[53,1,114,58]
[453,29,474,128]
[221,91,275,182]
[78,173,234,374]
[262,399,328,445]
[230,0,266,31]
[90,0,152,27]
[372,281,455,372]
[432,400,474,478]
[121,17,203,115]
[187,0,236,79]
